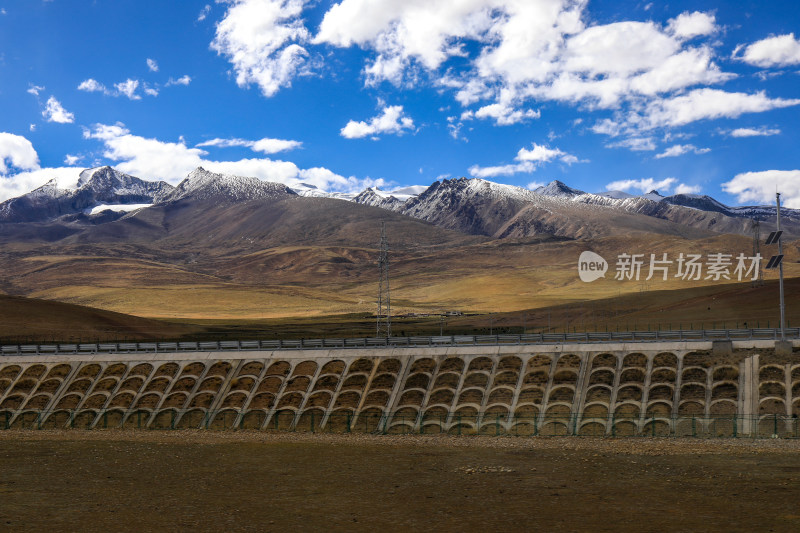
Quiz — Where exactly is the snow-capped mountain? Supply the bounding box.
[352,176,800,239]
[0,166,173,223]
[0,165,797,241]
[162,167,297,203]
[532,180,586,198]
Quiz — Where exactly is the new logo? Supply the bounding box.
[578,251,608,282]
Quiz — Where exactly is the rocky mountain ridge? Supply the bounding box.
[0,166,796,241]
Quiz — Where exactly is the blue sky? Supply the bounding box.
[1,0,799,206]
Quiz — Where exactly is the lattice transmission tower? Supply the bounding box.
[376,221,391,337]
[752,219,764,287]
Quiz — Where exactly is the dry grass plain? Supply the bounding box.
[0,231,798,340]
[0,431,799,532]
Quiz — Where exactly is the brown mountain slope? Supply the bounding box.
[0,294,196,342]
[64,196,484,251]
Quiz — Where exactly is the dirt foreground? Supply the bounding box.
[1,431,799,532]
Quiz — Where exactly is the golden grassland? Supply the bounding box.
[0,231,797,341]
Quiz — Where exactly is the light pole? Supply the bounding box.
[777,193,786,340]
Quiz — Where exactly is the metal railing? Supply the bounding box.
[1,408,797,438]
[0,327,796,356]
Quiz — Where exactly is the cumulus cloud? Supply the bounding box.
[735,33,800,68]
[147,58,159,72]
[0,132,40,173]
[78,78,109,93]
[654,144,710,158]
[196,136,302,154]
[115,79,141,100]
[465,103,541,126]
[205,1,792,139]
[315,2,730,114]
[0,134,86,201]
[606,177,677,194]
[606,137,656,151]
[211,0,311,98]
[727,126,781,137]
[340,105,415,139]
[722,170,800,208]
[0,166,85,202]
[64,154,80,166]
[674,183,702,195]
[42,96,75,123]
[83,123,371,193]
[640,89,800,129]
[166,75,192,86]
[469,142,578,178]
[27,84,44,96]
[605,177,702,196]
[666,11,717,40]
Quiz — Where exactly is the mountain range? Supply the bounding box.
[0,165,796,321]
[0,166,794,243]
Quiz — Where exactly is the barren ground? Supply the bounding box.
[0,431,799,532]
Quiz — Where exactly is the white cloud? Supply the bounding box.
[722,170,800,208]
[468,162,535,178]
[0,134,86,202]
[0,132,40,173]
[83,123,369,193]
[517,143,577,164]
[654,144,710,159]
[472,103,540,125]
[640,88,800,129]
[64,154,80,165]
[29,124,36,132]
[78,78,109,93]
[166,75,192,86]
[314,2,731,112]
[727,126,781,137]
[147,58,159,72]
[527,180,545,190]
[607,137,656,151]
[666,11,716,40]
[469,142,578,178]
[736,33,800,68]
[114,79,141,100]
[674,183,701,195]
[81,78,164,97]
[340,105,415,139]
[196,136,302,154]
[27,84,44,96]
[316,1,502,86]
[0,167,84,202]
[85,123,206,181]
[211,0,310,98]
[197,4,211,22]
[42,96,75,123]
[203,1,789,139]
[606,177,677,194]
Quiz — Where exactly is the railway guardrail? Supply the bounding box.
[0,327,797,356]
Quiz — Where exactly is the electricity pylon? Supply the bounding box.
[376,221,391,337]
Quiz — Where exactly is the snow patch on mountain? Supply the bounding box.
[86,203,153,215]
[291,183,357,200]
